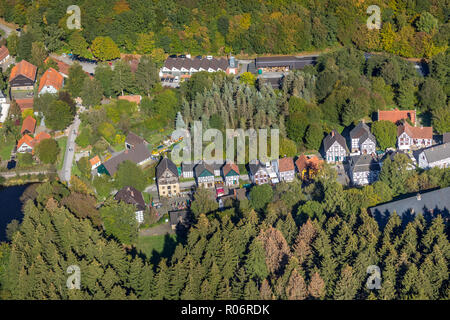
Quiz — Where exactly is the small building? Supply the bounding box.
[169,210,191,230]
[248,160,269,185]
[397,122,433,150]
[222,161,240,187]
[102,144,152,176]
[21,116,36,135]
[89,156,102,170]
[350,122,376,154]
[125,132,147,150]
[378,109,416,125]
[17,134,34,153]
[181,162,196,178]
[194,161,215,189]
[38,67,64,95]
[323,130,348,163]
[160,56,230,79]
[114,186,146,224]
[417,143,450,169]
[277,157,295,182]
[15,98,34,112]
[156,157,180,197]
[9,60,37,91]
[369,187,450,226]
[295,155,323,180]
[349,154,381,186]
[0,46,10,64]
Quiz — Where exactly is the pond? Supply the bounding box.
[0,184,29,242]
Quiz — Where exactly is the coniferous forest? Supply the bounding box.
[0,163,449,300]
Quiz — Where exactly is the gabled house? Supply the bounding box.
[17,132,51,154]
[349,154,381,186]
[169,210,191,230]
[125,132,147,150]
[417,143,450,169]
[295,155,323,180]
[102,144,152,176]
[114,186,146,224]
[9,60,37,91]
[397,122,433,150]
[378,109,416,125]
[277,157,295,182]
[38,67,64,95]
[350,122,376,154]
[195,161,215,189]
[0,46,10,64]
[181,162,196,178]
[222,161,240,187]
[89,156,102,170]
[205,160,223,177]
[248,160,269,185]
[21,116,36,135]
[323,130,348,163]
[156,157,180,197]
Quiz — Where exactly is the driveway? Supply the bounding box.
[50,54,97,75]
[59,115,81,183]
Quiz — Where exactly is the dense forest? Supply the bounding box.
[0,0,449,60]
[0,160,449,299]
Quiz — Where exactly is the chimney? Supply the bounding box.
[331,131,335,137]
[416,193,421,201]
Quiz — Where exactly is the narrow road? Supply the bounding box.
[0,170,56,178]
[50,53,97,75]
[59,115,81,183]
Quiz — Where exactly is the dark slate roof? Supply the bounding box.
[126,132,146,146]
[350,154,381,173]
[350,122,371,140]
[114,186,146,211]
[169,210,191,227]
[323,130,348,152]
[420,143,450,164]
[182,161,199,172]
[156,157,179,179]
[204,160,224,171]
[359,131,376,145]
[103,144,151,176]
[194,161,214,177]
[369,187,450,224]
[248,160,264,176]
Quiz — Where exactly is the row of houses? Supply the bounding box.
[155,155,324,198]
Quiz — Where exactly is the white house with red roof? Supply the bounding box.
[397,122,433,150]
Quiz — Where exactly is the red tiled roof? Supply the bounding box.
[222,161,239,176]
[9,60,37,82]
[32,132,51,147]
[21,116,36,135]
[38,67,64,93]
[118,95,142,104]
[44,57,71,76]
[0,46,9,61]
[397,122,432,139]
[17,134,34,149]
[295,155,323,172]
[15,98,34,112]
[90,156,101,166]
[378,109,416,124]
[278,157,294,172]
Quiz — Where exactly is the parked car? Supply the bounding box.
[178,54,186,58]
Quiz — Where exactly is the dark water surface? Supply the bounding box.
[0,184,29,242]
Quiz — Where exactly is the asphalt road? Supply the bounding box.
[59,115,81,183]
[50,54,97,75]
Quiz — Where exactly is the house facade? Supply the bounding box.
[349,154,381,186]
[278,157,295,182]
[397,122,433,150]
[9,60,37,91]
[38,68,64,95]
[114,186,146,224]
[195,162,215,188]
[181,162,196,178]
[350,122,376,154]
[156,157,180,197]
[417,143,450,169]
[0,46,9,64]
[248,160,269,185]
[323,130,348,163]
[222,161,240,187]
[160,56,233,79]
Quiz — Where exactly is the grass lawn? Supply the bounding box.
[0,137,15,160]
[137,233,177,259]
[56,137,68,170]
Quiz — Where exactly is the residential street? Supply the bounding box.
[59,115,81,183]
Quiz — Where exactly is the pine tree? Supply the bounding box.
[333,265,358,300]
[286,269,307,300]
[308,271,325,299]
[259,279,274,300]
